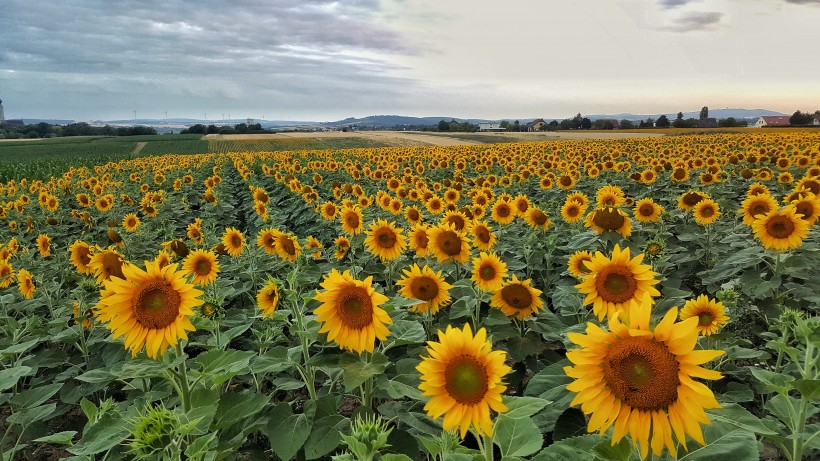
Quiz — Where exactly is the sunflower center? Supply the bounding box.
[194,259,211,276]
[700,206,714,217]
[567,205,579,217]
[102,253,125,280]
[410,276,439,301]
[595,265,637,303]
[592,208,626,231]
[447,216,466,230]
[496,205,510,217]
[698,312,714,327]
[134,280,181,329]
[445,355,489,405]
[603,336,679,410]
[376,229,397,248]
[438,230,462,256]
[346,214,360,228]
[767,216,794,238]
[501,284,533,309]
[338,286,374,330]
[280,238,297,255]
[531,210,548,225]
[796,203,813,220]
[639,204,655,217]
[475,227,491,243]
[751,203,769,216]
[231,235,242,247]
[479,264,496,281]
[683,193,703,206]
[407,209,419,221]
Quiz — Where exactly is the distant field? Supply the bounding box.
[0,134,391,181]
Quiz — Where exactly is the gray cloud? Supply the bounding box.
[783,0,820,4]
[658,0,694,8]
[667,11,723,32]
[0,0,422,119]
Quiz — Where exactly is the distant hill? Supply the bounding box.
[584,108,785,121]
[18,119,76,125]
[324,115,499,127]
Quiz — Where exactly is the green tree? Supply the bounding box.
[656,115,671,128]
[700,106,709,120]
[438,120,449,131]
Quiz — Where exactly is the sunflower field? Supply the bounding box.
[0,132,819,461]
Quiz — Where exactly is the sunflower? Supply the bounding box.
[320,202,338,221]
[153,250,173,269]
[564,302,724,459]
[0,260,14,289]
[752,206,811,251]
[257,228,280,255]
[187,220,204,245]
[305,236,323,259]
[576,244,661,321]
[182,249,220,286]
[469,220,496,251]
[340,206,364,235]
[441,210,468,232]
[313,269,392,354]
[271,233,299,262]
[94,261,203,359]
[596,185,626,208]
[417,323,511,439]
[471,252,508,292]
[739,193,778,226]
[68,240,94,275]
[566,191,589,207]
[222,227,245,256]
[408,223,430,257]
[118,215,138,233]
[567,250,594,278]
[37,234,51,257]
[334,235,351,260]
[790,193,820,226]
[633,198,664,223]
[584,207,632,238]
[364,219,407,262]
[490,275,543,319]
[524,207,551,231]
[17,268,35,299]
[428,223,471,264]
[396,264,453,314]
[680,295,729,336]
[257,279,281,318]
[693,199,720,225]
[561,200,586,224]
[677,190,708,212]
[490,200,515,225]
[89,247,127,284]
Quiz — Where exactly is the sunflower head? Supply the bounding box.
[182,249,220,286]
[222,227,245,256]
[428,223,471,264]
[471,252,508,292]
[313,269,392,354]
[564,301,725,459]
[396,264,452,315]
[584,207,632,237]
[680,294,729,336]
[364,219,406,262]
[693,198,720,225]
[567,250,594,278]
[752,206,811,251]
[417,323,511,439]
[257,279,281,318]
[490,275,543,320]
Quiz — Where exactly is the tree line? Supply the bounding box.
[180,123,266,135]
[0,122,157,139]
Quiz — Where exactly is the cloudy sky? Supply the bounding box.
[1,0,819,122]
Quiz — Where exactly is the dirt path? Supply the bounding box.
[130,141,147,156]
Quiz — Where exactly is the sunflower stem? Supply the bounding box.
[175,342,192,413]
[481,434,494,461]
[291,295,317,401]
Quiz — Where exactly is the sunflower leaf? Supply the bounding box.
[493,414,543,457]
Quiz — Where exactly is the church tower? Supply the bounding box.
[0,99,5,123]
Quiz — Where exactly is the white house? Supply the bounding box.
[753,116,791,128]
[478,123,504,132]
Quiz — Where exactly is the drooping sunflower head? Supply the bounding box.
[490,275,543,320]
[305,236,323,260]
[334,235,351,260]
[257,279,281,318]
[222,227,245,256]
[364,219,406,262]
[584,206,632,237]
[275,232,302,262]
[633,198,664,223]
[95,261,203,359]
[751,206,811,251]
[396,264,453,315]
[680,294,729,336]
[567,250,594,278]
[89,247,128,284]
[471,252,508,292]
[37,234,52,257]
[524,207,550,231]
[576,244,661,320]
[428,222,471,264]
[0,260,14,289]
[564,302,725,459]
[17,268,35,299]
[182,249,220,286]
[256,228,280,255]
[313,269,392,354]
[417,323,511,439]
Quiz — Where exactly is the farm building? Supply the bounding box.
[478,123,504,132]
[753,116,791,128]
[698,118,718,128]
[525,119,547,131]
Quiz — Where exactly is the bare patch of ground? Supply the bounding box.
[130,141,147,156]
